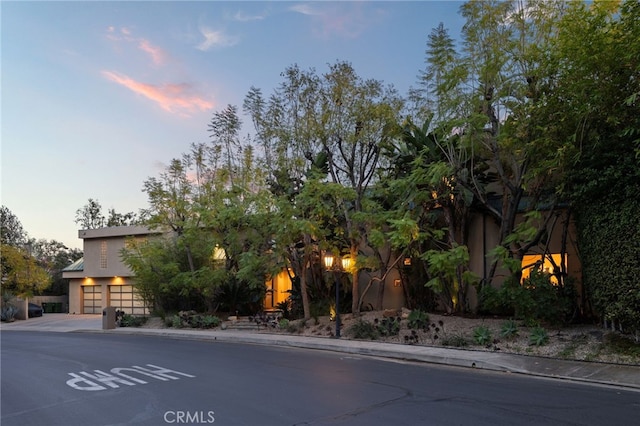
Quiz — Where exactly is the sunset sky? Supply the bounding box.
[2,1,464,250]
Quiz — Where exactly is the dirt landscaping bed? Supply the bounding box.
[139,310,640,365]
[257,310,640,365]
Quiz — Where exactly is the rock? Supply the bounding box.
[383,309,399,318]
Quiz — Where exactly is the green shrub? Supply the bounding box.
[478,284,512,316]
[119,314,147,327]
[529,327,549,346]
[286,320,305,333]
[473,325,493,345]
[276,300,292,320]
[347,319,379,340]
[441,334,469,347]
[577,196,640,336]
[376,317,400,337]
[200,315,220,328]
[500,319,519,339]
[407,310,429,330]
[310,300,330,324]
[213,277,265,316]
[478,274,576,326]
[1,305,18,322]
[604,333,640,356]
[278,318,290,329]
[171,314,182,328]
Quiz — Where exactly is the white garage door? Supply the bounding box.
[82,286,102,314]
[109,285,148,315]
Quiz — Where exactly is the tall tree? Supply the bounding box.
[536,0,640,334]
[318,61,404,314]
[1,243,50,297]
[75,199,137,229]
[75,199,105,229]
[143,155,204,275]
[243,65,326,320]
[1,206,27,246]
[30,239,82,295]
[410,1,568,292]
[130,106,277,314]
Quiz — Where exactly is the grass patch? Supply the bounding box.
[603,333,640,357]
[441,334,469,347]
[347,319,379,340]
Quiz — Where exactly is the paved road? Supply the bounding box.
[2,314,640,391]
[2,331,639,426]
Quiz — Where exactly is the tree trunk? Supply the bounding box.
[376,270,385,311]
[300,258,311,321]
[350,245,360,315]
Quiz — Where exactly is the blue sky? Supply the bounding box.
[2,1,465,250]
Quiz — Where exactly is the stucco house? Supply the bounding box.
[62,226,154,315]
[62,226,293,315]
[63,206,582,316]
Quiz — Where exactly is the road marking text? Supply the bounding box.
[66,364,195,391]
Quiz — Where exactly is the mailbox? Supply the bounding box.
[102,306,116,330]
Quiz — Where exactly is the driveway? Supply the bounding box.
[0,314,102,332]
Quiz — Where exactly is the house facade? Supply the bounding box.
[358,207,583,313]
[64,209,582,316]
[62,226,294,315]
[63,226,153,315]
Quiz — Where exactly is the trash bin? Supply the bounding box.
[102,307,116,330]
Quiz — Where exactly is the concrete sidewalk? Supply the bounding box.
[2,314,639,391]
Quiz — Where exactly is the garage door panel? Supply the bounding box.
[109,285,149,315]
[82,286,102,314]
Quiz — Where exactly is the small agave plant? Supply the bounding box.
[1,305,19,322]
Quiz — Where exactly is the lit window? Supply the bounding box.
[521,253,566,285]
[100,241,107,269]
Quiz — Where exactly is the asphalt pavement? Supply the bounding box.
[2,313,639,391]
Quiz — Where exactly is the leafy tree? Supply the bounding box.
[408,1,569,293]
[128,106,277,314]
[317,61,404,314]
[1,243,50,297]
[1,207,80,297]
[30,238,82,295]
[1,206,27,246]
[535,0,640,334]
[244,65,336,320]
[75,198,105,229]
[75,198,138,229]
[106,209,139,227]
[143,157,200,272]
[245,62,404,315]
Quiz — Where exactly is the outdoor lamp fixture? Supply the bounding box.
[323,253,352,338]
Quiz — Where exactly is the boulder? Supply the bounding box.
[401,307,411,319]
[383,309,399,318]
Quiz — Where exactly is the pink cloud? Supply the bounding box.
[290,3,384,39]
[138,39,166,65]
[102,71,214,115]
[105,27,169,66]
